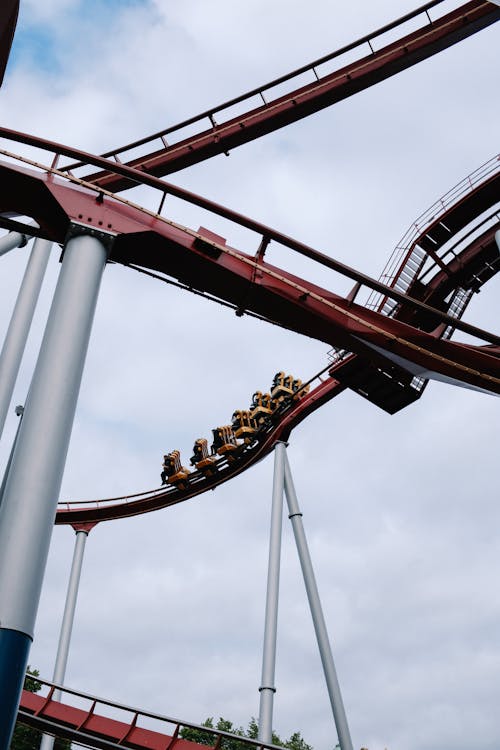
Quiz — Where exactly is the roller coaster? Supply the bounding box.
[0,1,499,749]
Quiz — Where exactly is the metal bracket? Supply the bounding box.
[60,222,116,262]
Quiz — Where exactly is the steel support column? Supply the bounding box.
[258,441,286,743]
[0,229,111,750]
[39,527,90,750]
[0,405,23,510]
[0,237,52,441]
[283,452,353,750]
[0,230,28,258]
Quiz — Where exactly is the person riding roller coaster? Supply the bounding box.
[161,450,190,488]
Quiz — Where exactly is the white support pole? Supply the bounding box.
[283,451,354,750]
[0,228,111,750]
[0,237,52,441]
[39,528,90,750]
[258,441,286,744]
[0,230,28,259]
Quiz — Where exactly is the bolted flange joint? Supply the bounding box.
[60,222,116,262]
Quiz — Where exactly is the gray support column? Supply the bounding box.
[495,230,500,252]
[0,229,111,750]
[283,452,354,750]
[0,237,52,441]
[0,230,28,258]
[258,441,286,744]
[0,405,23,510]
[40,528,90,750]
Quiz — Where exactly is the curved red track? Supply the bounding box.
[2,142,499,378]
[0,139,498,524]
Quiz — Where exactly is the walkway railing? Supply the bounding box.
[81,0,451,167]
[366,153,500,313]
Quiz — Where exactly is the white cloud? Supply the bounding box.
[19,0,75,24]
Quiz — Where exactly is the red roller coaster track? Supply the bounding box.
[18,677,284,750]
[1,0,499,746]
[0,138,498,525]
[2,142,499,388]
[73,0,500,187]
[53,152,500,526]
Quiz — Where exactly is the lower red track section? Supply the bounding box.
[19,678,277,750]
[55,372,348,525]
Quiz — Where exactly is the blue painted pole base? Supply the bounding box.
[0,628,32,750]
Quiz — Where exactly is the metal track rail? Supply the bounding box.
[67,0,500,188]
[1,133,498,347]
[54,368,347,525]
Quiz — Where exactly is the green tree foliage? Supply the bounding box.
[23,669,42,694]
[180,717,312,750]
[10,667,71,750]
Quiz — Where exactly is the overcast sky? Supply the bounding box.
[1,2,499,750]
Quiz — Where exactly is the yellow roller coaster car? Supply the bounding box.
[190,438,217,475]
[250,391,276,425]
[161,449,190,488]
[232,410,257,443]
[211,425,241,462]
